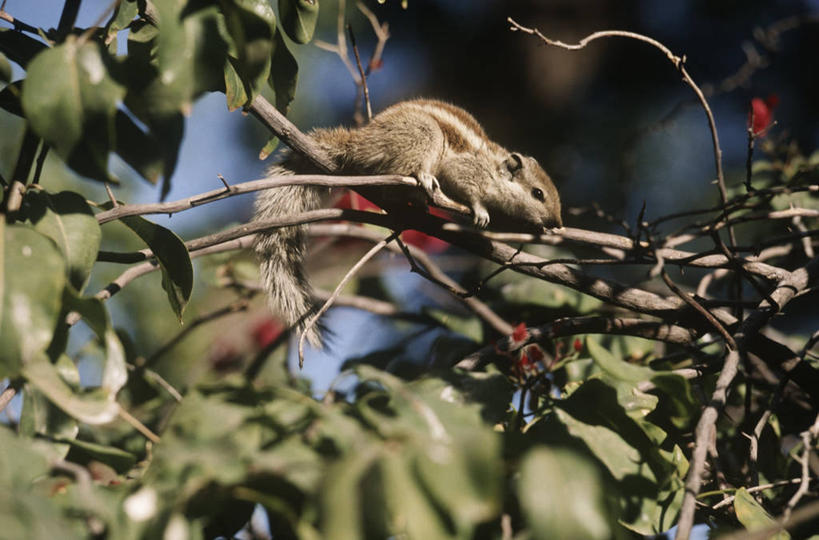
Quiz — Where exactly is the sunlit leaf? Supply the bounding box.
[26,190,101,292]
[0,223,65,378]
[734,488,790,540]
[21,38,125,182]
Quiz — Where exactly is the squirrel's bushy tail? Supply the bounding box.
[253,164,327,348]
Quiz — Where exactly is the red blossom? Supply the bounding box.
[400,230,449,253]
[252,318,283,349]
[573,338,583,352]
[748,94,778,136]
[511,322,529,344]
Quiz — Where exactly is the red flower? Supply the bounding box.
[573,338,583,353]
[511,322,529,345]
[251,318,283,349]
[748,94,778,136]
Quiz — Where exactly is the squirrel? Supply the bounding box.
[253,99,562,348]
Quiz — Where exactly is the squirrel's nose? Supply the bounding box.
[542,215,563,229]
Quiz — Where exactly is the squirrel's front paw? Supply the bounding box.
[416,172,440,198]
[472,204,490,229]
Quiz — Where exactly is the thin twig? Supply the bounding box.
[347,24,372,121]
[117,405,160,443]
[297,231,399,367]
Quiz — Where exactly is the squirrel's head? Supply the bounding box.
[492,152,562,232]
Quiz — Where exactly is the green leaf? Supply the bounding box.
[259,136,279,159]
[379,451,452,539]
[138,0,227,116]
[106,0,139,37]
[278,0,319,44]
[518,448,612,540]
[220,0,276,104]
[23,353,120,424]
[20,38,125,182]
[734,488,790,540]
[118,215,194,320]
[587,336,656,383]
[60,437,137,473]
[0,51,11,83]
[269,29,298,113]
[224,57,249,111]
[425,308,483,343]
[25,190,101,292]
[320,445,379,539]
[0,223,66,378]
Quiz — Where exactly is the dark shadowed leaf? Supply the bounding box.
[26,190,101,292]
[0,27,48,67]
[220,0,276,104]
[0,51,10,83]
[269,29,298,113]
[278,0,319,44]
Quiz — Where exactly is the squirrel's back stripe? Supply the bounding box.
[400,100,488,153]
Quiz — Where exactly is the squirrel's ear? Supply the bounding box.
[504,153,524,175]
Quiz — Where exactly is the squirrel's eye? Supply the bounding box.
[532,188,545,201]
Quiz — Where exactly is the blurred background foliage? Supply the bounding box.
[2,0,819,538]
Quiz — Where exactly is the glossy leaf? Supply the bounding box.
[269,28,298,113]
[278,0,319,44]
[519,448,612,540]
[21,38,125,182]
[118,215,194,320]
[26,190,101,292]
[0,224,66,378]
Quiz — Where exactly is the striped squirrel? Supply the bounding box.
[254,99,562,347]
